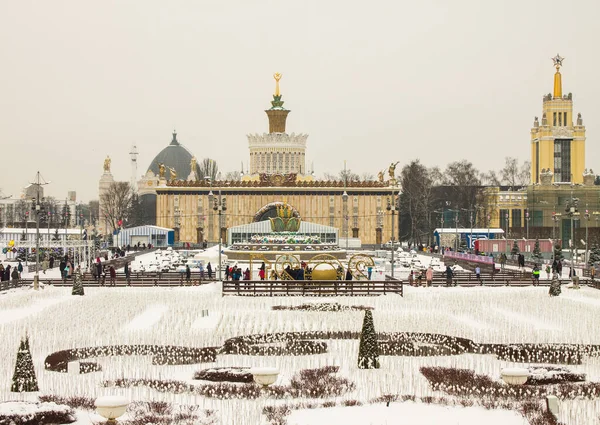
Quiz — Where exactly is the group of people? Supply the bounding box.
[0,261,24,287]
[407,266,435,287]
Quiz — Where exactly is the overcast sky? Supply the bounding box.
[1,0,599,202]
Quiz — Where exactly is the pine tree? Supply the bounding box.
[549,274,561,297]
[357,310,380,369]
[72,269,84,296]
[532,238,543,265]
[554,241,564,260]
[588,245,600,266]
[11,336,39,392]
[511,240,520,258]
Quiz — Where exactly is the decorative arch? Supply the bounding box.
[254,202,301,222]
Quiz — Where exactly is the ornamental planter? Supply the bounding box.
[250,367,279,386]
[501,368,529,385]
[95,396,129,423]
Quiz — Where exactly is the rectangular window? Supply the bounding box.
[558,112,562,126]
[553,112,557,126]
[535,142,539,183]
[532,210,543,227]
[554,139,571,182]
[511,209,522,228]
[564,112,567,126]
[499,209,509,230]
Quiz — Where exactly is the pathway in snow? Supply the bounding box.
[288,401,528,425]
[447,313,490,330]
[191,312,221,330]
[0,296,71,325]
[492,307,560,331]
[123,305,168,331]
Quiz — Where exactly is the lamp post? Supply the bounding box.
[386,188,397,277]
[525,211,530,241]
[31,171,49,291]
[342,190,349,252]
[505,211,509,257]
[585,208,590,264]
[212,174,226,281]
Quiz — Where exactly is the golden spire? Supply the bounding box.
[552,54,564,98]
[274,73,282,96]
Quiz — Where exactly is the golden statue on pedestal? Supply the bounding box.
[388,162,399,180]
[190,156,197,172]
[274,73,282,96]
[158,163,166,179]
[168,166,177,181]
[103,156,111,173]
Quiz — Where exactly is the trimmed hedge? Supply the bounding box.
[44,345,218,373]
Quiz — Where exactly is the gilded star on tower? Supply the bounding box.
[552,54,564,69]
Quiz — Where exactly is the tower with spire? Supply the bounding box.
[530,55,586,184]
[245,74,311,180]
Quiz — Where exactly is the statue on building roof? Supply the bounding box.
[377,170,384,183]
[103,156,111,173]
[168,166,177,181]
[388,162,399,179]
[158,163,166,179]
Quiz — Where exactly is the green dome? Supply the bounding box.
[147,131,200,178]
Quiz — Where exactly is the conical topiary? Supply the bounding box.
[72,269,84,296]
[11,336,39,392]
[357,310,380,369]
[549,274,561,297]
[511,240,520,258]
[588,245,600,266]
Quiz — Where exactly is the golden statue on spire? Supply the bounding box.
[274,73,282,96]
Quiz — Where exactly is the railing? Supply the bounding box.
[222,279,403,297]
[443,251,494,264]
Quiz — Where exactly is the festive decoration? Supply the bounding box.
[357,310,380,369]
[72,270,84,296]
[11,335,39,392]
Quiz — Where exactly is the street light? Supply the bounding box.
[584,208,590,264]
[212,173,227,281]
[342,191,349,252]
[30,171,50,291]
[386,188,398,278]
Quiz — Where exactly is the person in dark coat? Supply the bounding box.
[49,257,55,269]
[11,268,19,287]
[124,262,131,285]
[59,260,66,278]
[345,269,352,281]
[207,263,213,279]
[185,265,191,283]
[109,266,116,286]
[445,265,453,287]
[96,260,103,282]
[5,265,12,282]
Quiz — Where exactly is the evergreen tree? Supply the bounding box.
[532,238,543,265]
[11,336,39,392]
[588,245,600,266]
[511,240,520,258]
[357,310,380,369]
[72,269,84,296]
[549,274,561,297]
[554,241,564,260]
[52,229,60,241]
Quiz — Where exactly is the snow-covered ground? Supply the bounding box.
[1,279,600,424]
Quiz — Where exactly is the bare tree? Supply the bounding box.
[199,158,219,181]
[481,170,501,186]
[519,161,531,185]
[88,200,100,225]
[399,160,434,246]
[100,182,133,232]
[223,171,242,181]
[322,169,361,182]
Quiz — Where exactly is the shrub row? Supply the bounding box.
[272,303,373,312]
[0,402,76,425]
[222,331,600,364]
[420,366,600,400]
[104,366,354,400]
[44,345,218,372]
[193,367,253,383]
[38,395,96,410]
